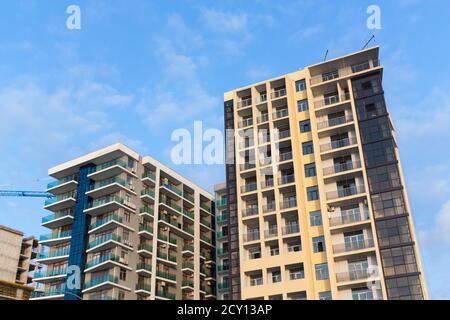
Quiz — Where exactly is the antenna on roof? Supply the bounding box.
[323,49,329,61]
[362,35,375,50]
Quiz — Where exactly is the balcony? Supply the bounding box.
[86,233,127,252]
[271,88,286,100]
[83,274,118,292]
[243,231,260,242]
[264,227,278,239]
[237,97,252,109]
[323,161,361,176]
[333,238,375,254]
[140,189,155,202]
[161,182,183,197]
[278,174,295,186]
[139,206,154,218]
[282,223,300,235]
[157,251,177,264]
[200,217,212,228]
[326,185,366,201]
[84,195,127,216]
[142,171,156,184]
[156,270,176,282]
[216,248,229,256]
[278,151,293,162]
[136,263,152,276]
[262,202,275,213]
[249,278,263,287]
[317,114,354,130]
[156,290,176,300]
[182,245,194,254]
[238,118,253,128]
[138,224,154,238]
[47,175,78,194]
[320,137,358,153]
[138,243,153,257]
[217,264,230,273]
[215,198,227,207]
[272,108,288,120]
[310,59,380,86]
[159,195,182,215]
[135,283,152,294]
[44,191,77,212]
[200,202,212,214]
[41,209,74,228]
[36,246,70,263]
[336,269,371,283]
[87,159,133,181]
[39,230,71,246]
[34,267,67,281]
[85,253,120,271]
[261,178,274,189]
[89,213,124,233]
[242,206,258,218]
[329,207,370,227]
[200,234,212,245]
[240,162,256,171]
[182,261,194,271]
[275,129,290,141]
[157,234,177,246]
[218,282,229,290]
[280,198,297,210]
[216,213,228,223]
[255,94,267,105]
[182,279,194,288]
[257,113,269,123]
[31,287,65,300]
[241,182,257,194]
[314,93,350,109]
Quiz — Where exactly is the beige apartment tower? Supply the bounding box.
[223,46,428,300]
[32,143,216,300]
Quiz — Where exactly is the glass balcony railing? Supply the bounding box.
[326,185,366,200]
[257,113,269,123]
[84,274,118,289]
[278,174,295,185]
[42,209,74,224]
[282,223,300,235]
[183,193,195,203]
[215,199,227,207]
[160,195,182,213]
[241,182,257,193]
[280,198,297,210]
[336,269,371,282]
[216,248,228,256]
[217,264,230,273]
[89,213,123,230]
[156,270,176,281]
[136,283,152,292]
[242,206,258,217]
[139,225,153,234]
[216,231,228,239]
[182,279,194,287]
[141,189,155,198]
[317,114,354,130]
[37,246,70,260]
[200,218,211,228]
[218,282,229,290]
[138,243,153,252]
[333,238,375,254]
[139,206,154,216]
[200,203,212,213]
[86,195,124,209]
[183,208,195,220]
[320,137,358,153]
[200,234,211,244]
[88,177,126,191]
[183,244,194,252]
[237,97,252,109]
[47,175,77,189]
[85,253,120,269]
[156,290,176,300]
[136,262,152,272]
[31,286,65,298]
[323,161,361,176]
[243,231,260,242]
[216,213,229,223]
[87,233,121,249]
[182,261,194,269]
[40,230,72,241]
[34,267,67,279]
[142,171,156,181]
[89,159,128,174]
[271,88,286,99]
[329,207,370,227]
[44,192,77,206]
[272,108,288,119]
[161,183,183,196]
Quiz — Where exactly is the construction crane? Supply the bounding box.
[0,190,55,198]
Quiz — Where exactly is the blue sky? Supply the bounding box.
[0,0,449,299]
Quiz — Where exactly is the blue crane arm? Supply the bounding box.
[0,191,55,198]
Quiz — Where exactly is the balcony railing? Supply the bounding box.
[278,174,295,185]
[218,282,229,290]
[332,238,375,254]
[272,108,288,120]
[85,253,120,269]
[37,246,70,260]
[47,175,78,189]
[156,290,176,300]
[238,118,253,128]
[184,193,195,203]
[314,93,350,109]
[261,178,274,189]
[200,203,212,213]
[275,129,290,141]
[34,267,67,279]
[139,206,154,216]
[336,269,371,282]
[84,274,118,289]
[40,230,72,241]
[138,243,153,252]
[216,213,229,223]
[217,264,230,272]
[280,198,297,210]
[278,151,293,162]
[255,94,267,104]
[320,137,358,153]
[32,287,65,298]
[250,278,263,286]
[262,202,275,213]
[200,234,212,244]
[89,159,128,174]
[237,97,252,109]
[156,270,176,281]
[241,182,257,193]
[182,279,194,287]
[264,227,278,238]
[87,233,121,249]
[88,176,126,192]
[139,224,154,234]
[240,162,256,171]
[317,114,354,130]
[282,223,300,235]
[136,283,152,292]
[353,85,383,100]
[216,248,229,256]
[257,113,269,123]
[310,59,380,85]
[323,161,361,176]
[182,261,194,269]
[86,195,124,209]
[142,171,156,181]
[160,195,182,214]
[329,208,370,227]
[161,183,183,196]
[89,213,123,230]
[326,185,366,200]
[271,88,286,99]
[42,209,74,224]
[242,206,258,217]
[243,231,260,242]
[44,191,77,206]
[141,189,155,198]
[215,198,227,207]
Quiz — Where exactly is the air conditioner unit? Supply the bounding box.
[161,281,166,287]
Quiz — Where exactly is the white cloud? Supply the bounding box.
[201,9,248,33]
[419,200,450,248]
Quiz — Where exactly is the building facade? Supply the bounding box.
[32,143,216,300]
[0,225,38,300]
[214,183,230,299]
[223,46,428,300]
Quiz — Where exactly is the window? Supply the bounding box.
[297,99,309,112]
[313,236,326,253]
[315,263,329,280]
[304,163,316,177]
[319,291,332,300]
[310,211,322,226]
[307,186,319,201]
[302,141,314,155]
[299,120,311,133]
[295,79,307,92]
[118,290,125,300]
[120,268,127,281]
[272,270,281,283]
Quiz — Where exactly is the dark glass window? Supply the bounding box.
[363,140,397,168]
[359,116,392,144]
[371,190,407,219]
[295,79,307,92]
[385,275,423,300]
[297,99,309,112]
[300,120,311,133]
[302,141,314,155]
[310,211,322,226]
[307,186,320,201]
[367,164,402,193]
[304,163,316,177]
[381,245,419,277]
[376,217,412,247]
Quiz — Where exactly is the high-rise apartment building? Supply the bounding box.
[32,143,216,300]
[0,225,39,300]
[223,46,428,300]
[214,183,230,299]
